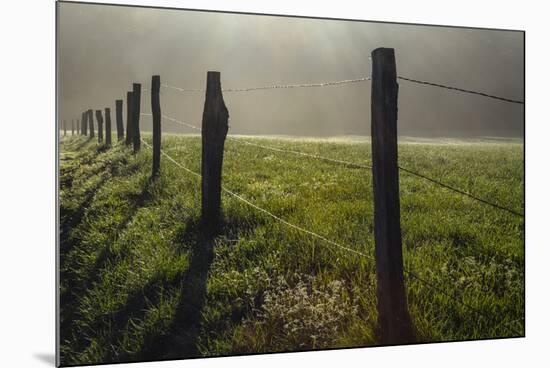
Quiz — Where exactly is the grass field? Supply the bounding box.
[59,133,524,366]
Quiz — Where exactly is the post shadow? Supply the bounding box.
[141,221,214,360]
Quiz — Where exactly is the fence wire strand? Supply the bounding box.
[397,76,524,104]
[227,138,373,169]
[398,165,524,217]
[161,75,522,105]
[139,137,523,337]
[161,76,371,94]
[141,112,524,218]
[139,138,370,259]
[141,112,201,132]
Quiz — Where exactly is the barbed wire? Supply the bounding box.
[227,138,372,169]
[241,137,524,217]
[161,76,371,94]
[397,76,524,104]
[397,166,524,217]
[159,75,523,105]
[141,112,524,218]
[140,138,370,258]
[140,112,202,132]
[144,112,370,168]
[161,84,204,93]
[139,137,523,337]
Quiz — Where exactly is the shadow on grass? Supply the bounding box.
[136,218,217,361]
[59,173,111,252]
[134,214,259,361]
[60,173,155,349]
[61,186,262,364]
[62,217,219,366]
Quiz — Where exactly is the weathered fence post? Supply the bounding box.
[96,110,104,143]
[152,75,161,177]
[105,107,112,146]
[116,99,124,141]
[63,120,66,136]
[81,112,87,136]
[201,71,229,229]
[371,47,413,345]
[132,83,141,152]
[88,109,95,138]
[125,91,133,145]
[71,119,74,135]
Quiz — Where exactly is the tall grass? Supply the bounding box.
[59,134,524,366]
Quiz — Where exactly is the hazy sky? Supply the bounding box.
[57,2,524,137]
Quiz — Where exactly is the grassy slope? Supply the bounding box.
[59,134,524,366]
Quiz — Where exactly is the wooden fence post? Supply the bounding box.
[152,75,161,177]
[63,120,66,136]
[105,107,112,146]
[96,110,104,143]
[126,91,133,145]
[201,71,229,229]
[81,112,87,136]
[116,99,124,141]
[88,110,94,138]
[71,119,74,135]
[371,47,413,345]
[132,83,141,152]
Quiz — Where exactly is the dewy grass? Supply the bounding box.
[59,134,524,366]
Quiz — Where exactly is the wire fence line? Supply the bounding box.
[397,76,524,105]
[144,112,372,169]
[226,138,373,169]
[139,137,523,337]
[397,166,524,217]
[238,137,524,217]
[141,112,523,217]
[140,138,371,259]
[140,112,202,132]
[161,76,371,94]
[160,75,522,105]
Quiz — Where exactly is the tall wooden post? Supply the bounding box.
[152,75,161,177]
[96,110,104,143]
[81,112,87,136]
[115,99,124,141]
[88,109,94,138]
[132,83,141,152]
[201,71,229,229]
[105,107,112,146]
[371,47,413,345]
[126,91,133,145]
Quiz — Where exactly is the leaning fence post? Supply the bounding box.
[371,47,413,344]
[201,71,229,229]
[132,83,141,152]
[116,99,124,141]
[96,109,104,143]
[126,91,133,145]
[88,109,95,138]
[152,75,161,177]
[105,107,112,146]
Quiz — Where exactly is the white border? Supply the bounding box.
[1,1,547,367]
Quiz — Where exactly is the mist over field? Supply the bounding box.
[57,4,525,365]
[57,2,524,137]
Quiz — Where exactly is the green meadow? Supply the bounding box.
[59,133,524,366]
